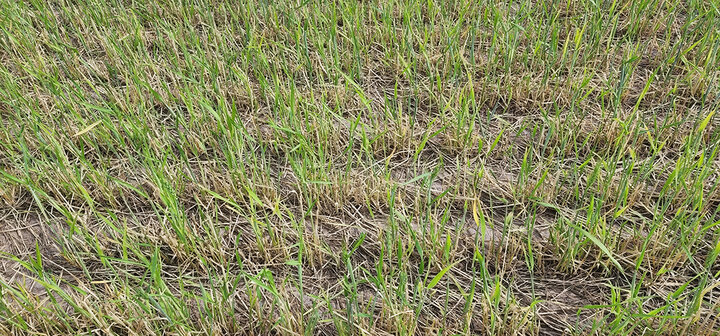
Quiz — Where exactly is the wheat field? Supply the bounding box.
[1,0,719,335]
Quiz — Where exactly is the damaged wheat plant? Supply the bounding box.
[1,0,719,335]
